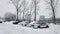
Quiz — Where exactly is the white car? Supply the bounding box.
[18,21,28,26]
[27,21,49,29]
[32,23,40,29]
[32,21,49,29]
[27,21,37,27]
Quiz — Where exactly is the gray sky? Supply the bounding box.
[0,0,16,17]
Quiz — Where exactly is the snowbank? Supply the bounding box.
[0,22,60,34]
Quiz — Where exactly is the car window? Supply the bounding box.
[40,23,46,26]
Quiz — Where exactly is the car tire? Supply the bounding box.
[46,25,49,28]
[22,24,26,26]
[25,24,27,26]
[22,24,25,26]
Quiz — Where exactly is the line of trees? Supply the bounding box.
[9,0,59,24]
[10,0,30,21]
[10,0,40,21]
[32,0,40,21]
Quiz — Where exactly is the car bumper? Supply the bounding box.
[40,25,49,28]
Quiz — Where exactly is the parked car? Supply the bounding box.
[13,21,18,24]
[18,21,28,26]
[13,20,22,24]
[27,21,49,29]
[33,21,49,29]
[39,22,49,28]
[27,21,37,27]
[32,22,40,29]
[13,21,21,24]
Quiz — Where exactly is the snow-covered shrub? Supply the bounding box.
[4,12,16,21]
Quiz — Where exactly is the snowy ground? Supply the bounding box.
[0,22,60,34]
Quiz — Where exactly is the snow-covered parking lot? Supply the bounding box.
[0,22,60,34]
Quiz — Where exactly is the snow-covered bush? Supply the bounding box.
[4,12,16,21]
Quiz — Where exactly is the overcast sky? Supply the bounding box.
[0,0,16,17]
[0,0,60,19]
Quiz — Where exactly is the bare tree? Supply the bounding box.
[24,5,31,21]
[25,0,37,22]
[10,0,22,21]
[21,0,28,20]
[44,0,58,24]
[32,0,40,21]
[22,0,25,20]
[28,1,35,22]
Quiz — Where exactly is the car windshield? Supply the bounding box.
[40,23,46,26]
[37,22,40,24]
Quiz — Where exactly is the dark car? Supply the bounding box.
[13,21,19,24]
[13,21,21,24]
[13,20,22,24]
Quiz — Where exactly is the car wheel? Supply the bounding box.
[22,24,25,26]
[25,24,27,26]
[22,24,26,26]
[46,25,49,28]
[33,25,38,29]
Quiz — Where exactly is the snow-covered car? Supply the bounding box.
[39,23,49,28]
[32,22,40,29]
[18,21,28,26]
[32,21,49,29]
[27,21,37,27]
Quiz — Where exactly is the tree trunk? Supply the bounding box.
[34,0,36,21]
[52,8,56,24]
[23,11,24,20]
[16,9,18,21]
[23,0,25,21]
[51,0,56,24]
